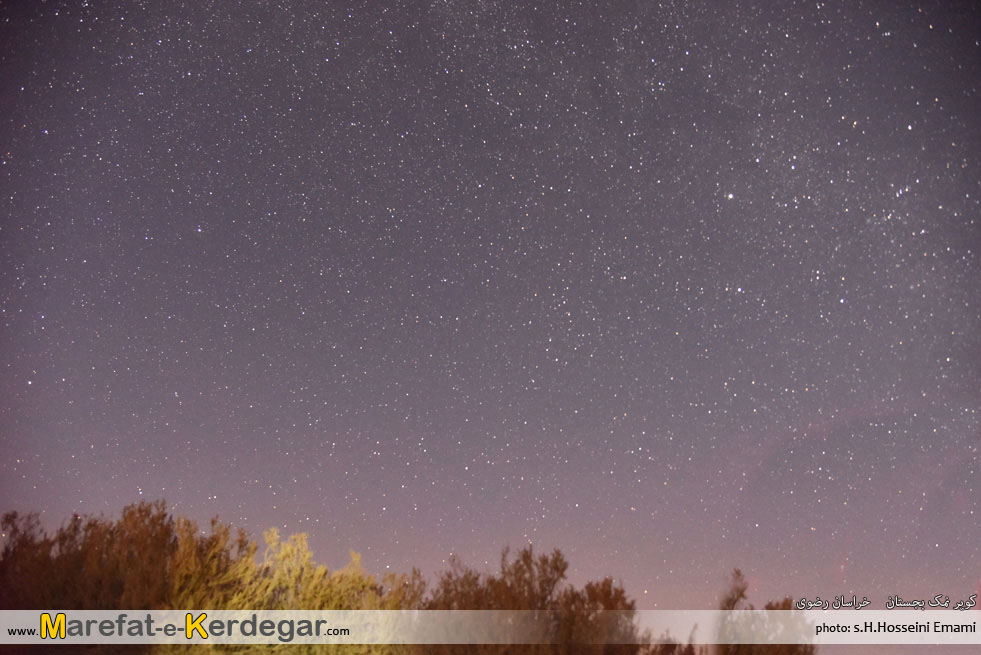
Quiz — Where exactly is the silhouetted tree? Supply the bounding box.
[1,500,176,611]
[423,545,646,655]
[0,510,52,609]
[715,569,815,655]
[1,503,818,655]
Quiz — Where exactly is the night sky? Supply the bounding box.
[1,0,978,615]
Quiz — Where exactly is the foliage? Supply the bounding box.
[422,545,646,654]
[1,502,817,654]
[1,500,176,611]
[714,569,816,655]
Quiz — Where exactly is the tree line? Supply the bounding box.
[1,500,813,654]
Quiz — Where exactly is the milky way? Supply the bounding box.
[1,0,978,619]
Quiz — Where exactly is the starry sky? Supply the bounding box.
[1,0,978,617]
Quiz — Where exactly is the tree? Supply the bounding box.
[1,500,177,611]
[168,515,258,609]
[424,545,647,655]
[0,510,52,609]
[555,576,647,654]
[2,502,818,655]
[715,569,815,655]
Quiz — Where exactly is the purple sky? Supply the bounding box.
[1,0,977,636]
